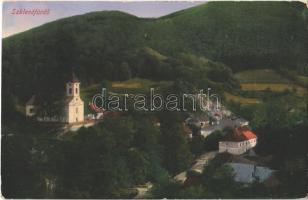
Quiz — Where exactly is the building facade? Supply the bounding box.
[26,95,37,117]
[64,73,84,123]
[219,126,257,155]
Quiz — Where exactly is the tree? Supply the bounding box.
[190,135,205,155]
[204,130,223,151]
[118,62,132,81]
[201,162,242,198]
[159,112,193,174]
[2,130,45,198]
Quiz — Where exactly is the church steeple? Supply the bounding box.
[69,71,79,83]
[65,70,84,123]
[66,70,80,97]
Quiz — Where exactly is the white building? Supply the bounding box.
[26,95,37,117]
[64,73,84,123]
[219,126,257,155]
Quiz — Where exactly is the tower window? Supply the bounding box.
[76,88,78,94]
[69,88,72,94]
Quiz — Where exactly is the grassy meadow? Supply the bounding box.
[235,69,308,96]
[223,69,308,104]
[240,83,307,96]
[224,92,261,104]
[111,78,173,94]
[234,69,291,83]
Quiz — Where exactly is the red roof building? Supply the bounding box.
[219,126,257,155]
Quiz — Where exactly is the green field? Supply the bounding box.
[234,69,291,83]
[240,83,307,96]
[224,92,261,104]
[234,69,308,96]
[297,75,308,85]
[111,78,173,94]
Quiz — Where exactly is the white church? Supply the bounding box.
[26,72,84,124]
[64,73,84,123]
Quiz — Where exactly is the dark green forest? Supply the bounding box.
[2,1,307,103]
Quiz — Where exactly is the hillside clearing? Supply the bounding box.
[111,78,173,93]
[224,92,261,104]
[234,69,290,83]
[240,83,307,96]
[112,79,155,89]
[297,75,308,85]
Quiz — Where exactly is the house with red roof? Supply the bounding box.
[219,126,257,155]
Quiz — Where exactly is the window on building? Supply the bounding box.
[69,88,72,94]
[29,108,34,114]
[76,88,78,94]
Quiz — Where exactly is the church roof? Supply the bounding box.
[26,95,37,105]
[65,96,74,104]
[69,72,79,83]
[222,126,257,142]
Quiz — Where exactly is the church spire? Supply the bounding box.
[69,68,79,83]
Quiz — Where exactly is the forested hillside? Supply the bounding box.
[2,1,307,104]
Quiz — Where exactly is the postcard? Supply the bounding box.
[1,1,307,199]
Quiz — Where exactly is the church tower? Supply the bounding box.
[65,72,84,123]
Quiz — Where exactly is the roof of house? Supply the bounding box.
[228,162,274,184]
[26,95,37,105]
[222,126,257,142]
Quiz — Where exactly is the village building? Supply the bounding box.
[65,73,84,123]
[199,118,249,138]
[231,117,249,126]
[219,126,257,155]
[185,115,209,128]
[26,95,37,117]
[227,162,275,184]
